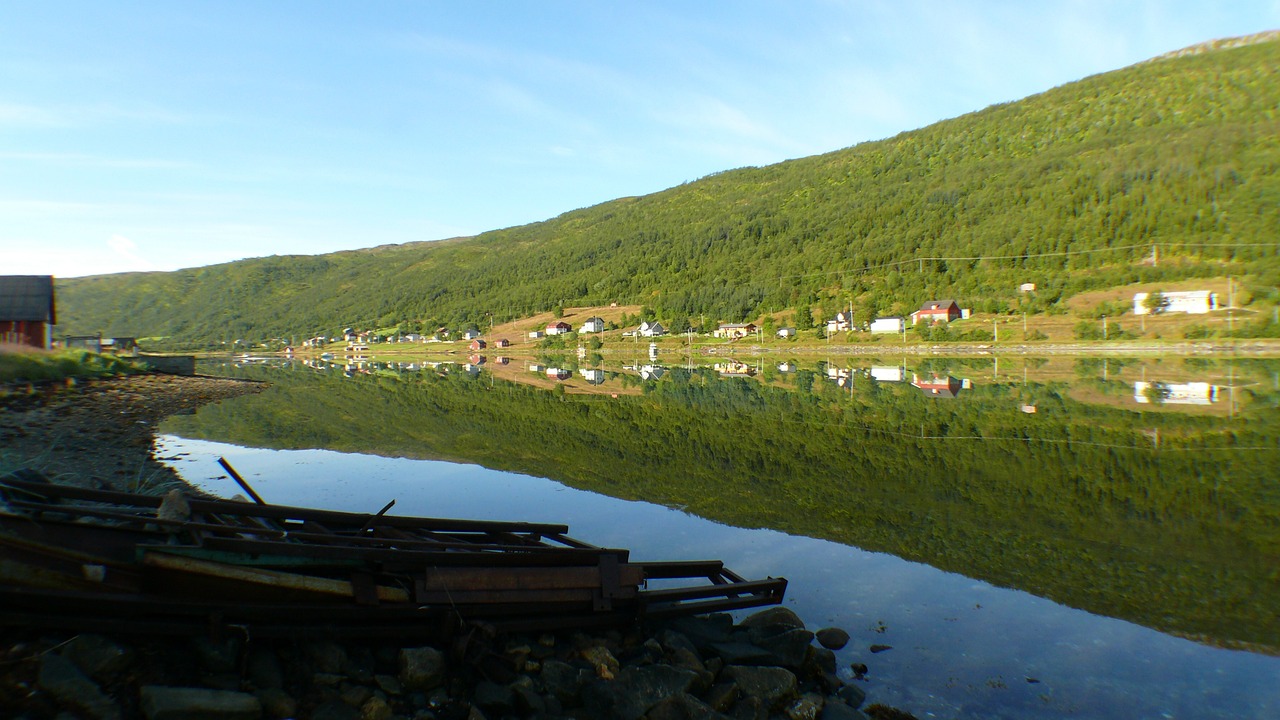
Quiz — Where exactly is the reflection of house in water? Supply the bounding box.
[545,367,571,381]
[776,362,795,372]
[825,366,852,386]
[911,373,968,398]
[579,368,605,385]
[467,354,486,366]
[640,364,665,381]
[715,361,756,377]
[869,365,904,382]
[528,363,545,373]
[1133,381,1218,405]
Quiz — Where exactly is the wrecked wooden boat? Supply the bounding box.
[0,468,786,639]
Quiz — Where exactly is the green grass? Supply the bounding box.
[0,345,147,384]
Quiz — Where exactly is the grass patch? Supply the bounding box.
[0,345,147,384]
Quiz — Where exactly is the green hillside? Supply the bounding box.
[57,34,1280,347]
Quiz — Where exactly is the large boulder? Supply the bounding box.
[38,653,120,720]
[398,646,447,692]
[719,665,798,711]
[138,686,262,720]
[580,664,701,720]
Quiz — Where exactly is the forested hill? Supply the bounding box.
[59,33,1280,346]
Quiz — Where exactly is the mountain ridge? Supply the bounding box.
[55,33,1280,346]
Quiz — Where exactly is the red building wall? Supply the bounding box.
[0,320,49,349]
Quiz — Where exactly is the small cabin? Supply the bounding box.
[0,275,56,349]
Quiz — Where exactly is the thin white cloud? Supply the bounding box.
[0,102,70,127]
[0,152,197,170]
[107,233,155,270]
[0,101,196,129]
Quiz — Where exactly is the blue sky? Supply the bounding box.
[2,1,1278,278]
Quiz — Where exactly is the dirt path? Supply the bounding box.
[0,373,265,491]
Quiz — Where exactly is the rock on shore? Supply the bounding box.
[0,607,906,720]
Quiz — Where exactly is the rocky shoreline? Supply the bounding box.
[1,608,903,720]
[0,373,266,492]
[0,374,908,719]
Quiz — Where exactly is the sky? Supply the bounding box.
[2,1,1278,279]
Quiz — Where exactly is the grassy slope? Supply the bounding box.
[56,35,1280,347]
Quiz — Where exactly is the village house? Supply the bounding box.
[870,317,905,334]
[910,300,965,325]
[580,368,605,384]
[546,321,572,335]
[545,367,571,380]
[776,327,796,339]
[101,337,138,355]
[1019,283,1037,293]
[469,339,487,351]
[715,361,756,377]
[1132,290,1217,315]
[639,320,666,337]
[579,317,605,333]
[870,365,904,382]
[1133,381,1218,405]
[463,330,481,340]
[713,323,756,339]
[494,338,511,348]
[640,364,665,381]
[825,311,854,334]
[528,329,545,339]
[64,335,103,352]
[911,373,964,398]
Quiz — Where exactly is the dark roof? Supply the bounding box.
[0,275,56,324]
[918,299,960,312]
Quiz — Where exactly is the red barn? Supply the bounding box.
[910,300,962,325]
[0,276,56,349]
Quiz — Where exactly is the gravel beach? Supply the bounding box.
[0,373,266,490]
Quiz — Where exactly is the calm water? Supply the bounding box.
[156,355,1280,720]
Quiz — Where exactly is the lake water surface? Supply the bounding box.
[157,355,1280,719]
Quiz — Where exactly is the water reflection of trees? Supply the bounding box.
[169,362,1280,654]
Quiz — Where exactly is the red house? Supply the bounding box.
[911,374,963,398]
[494,338,511,348]
[0,276,56,349]
[546,321,572,335]
[469,339,487,351]
[910,300,962,325]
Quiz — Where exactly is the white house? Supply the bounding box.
[825,311,854,334]
[579,317,605,333]
[640,364,665,381]
[776,327,796,339]
[869,317,905,334]
[869,366,904,382]
[714,323,756,339]
[579,368,605,384]
[639,320,666,337]
[1133,381,1218,405]
[528,329,545,339]
[463,330,481,340]
[1133,290,1217,315]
